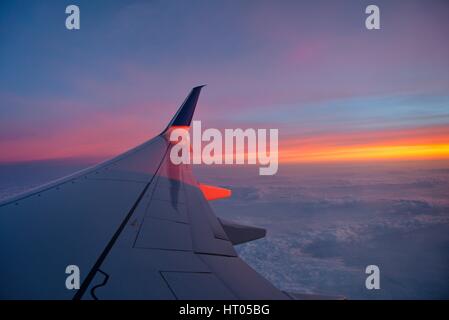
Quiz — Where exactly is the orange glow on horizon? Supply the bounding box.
[1,122,449,165]
[279,125,449,163]
[281,143,449,163]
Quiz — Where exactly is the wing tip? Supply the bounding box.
[162,85,206,134]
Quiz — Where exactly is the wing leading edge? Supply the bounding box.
[0,86,290,300]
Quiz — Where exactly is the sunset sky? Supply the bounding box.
[1,0,448,164]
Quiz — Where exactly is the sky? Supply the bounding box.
[1,0,449,163]
[0,1,448,299]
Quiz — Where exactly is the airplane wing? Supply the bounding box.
[0,86,290,300]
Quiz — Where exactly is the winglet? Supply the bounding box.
[162,85,206,134]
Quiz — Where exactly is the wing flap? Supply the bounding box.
[161,272,236,300]
[198,254,289,300]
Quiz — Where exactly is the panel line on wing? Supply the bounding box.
[158,271,179,299]
[73,143,171,300]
